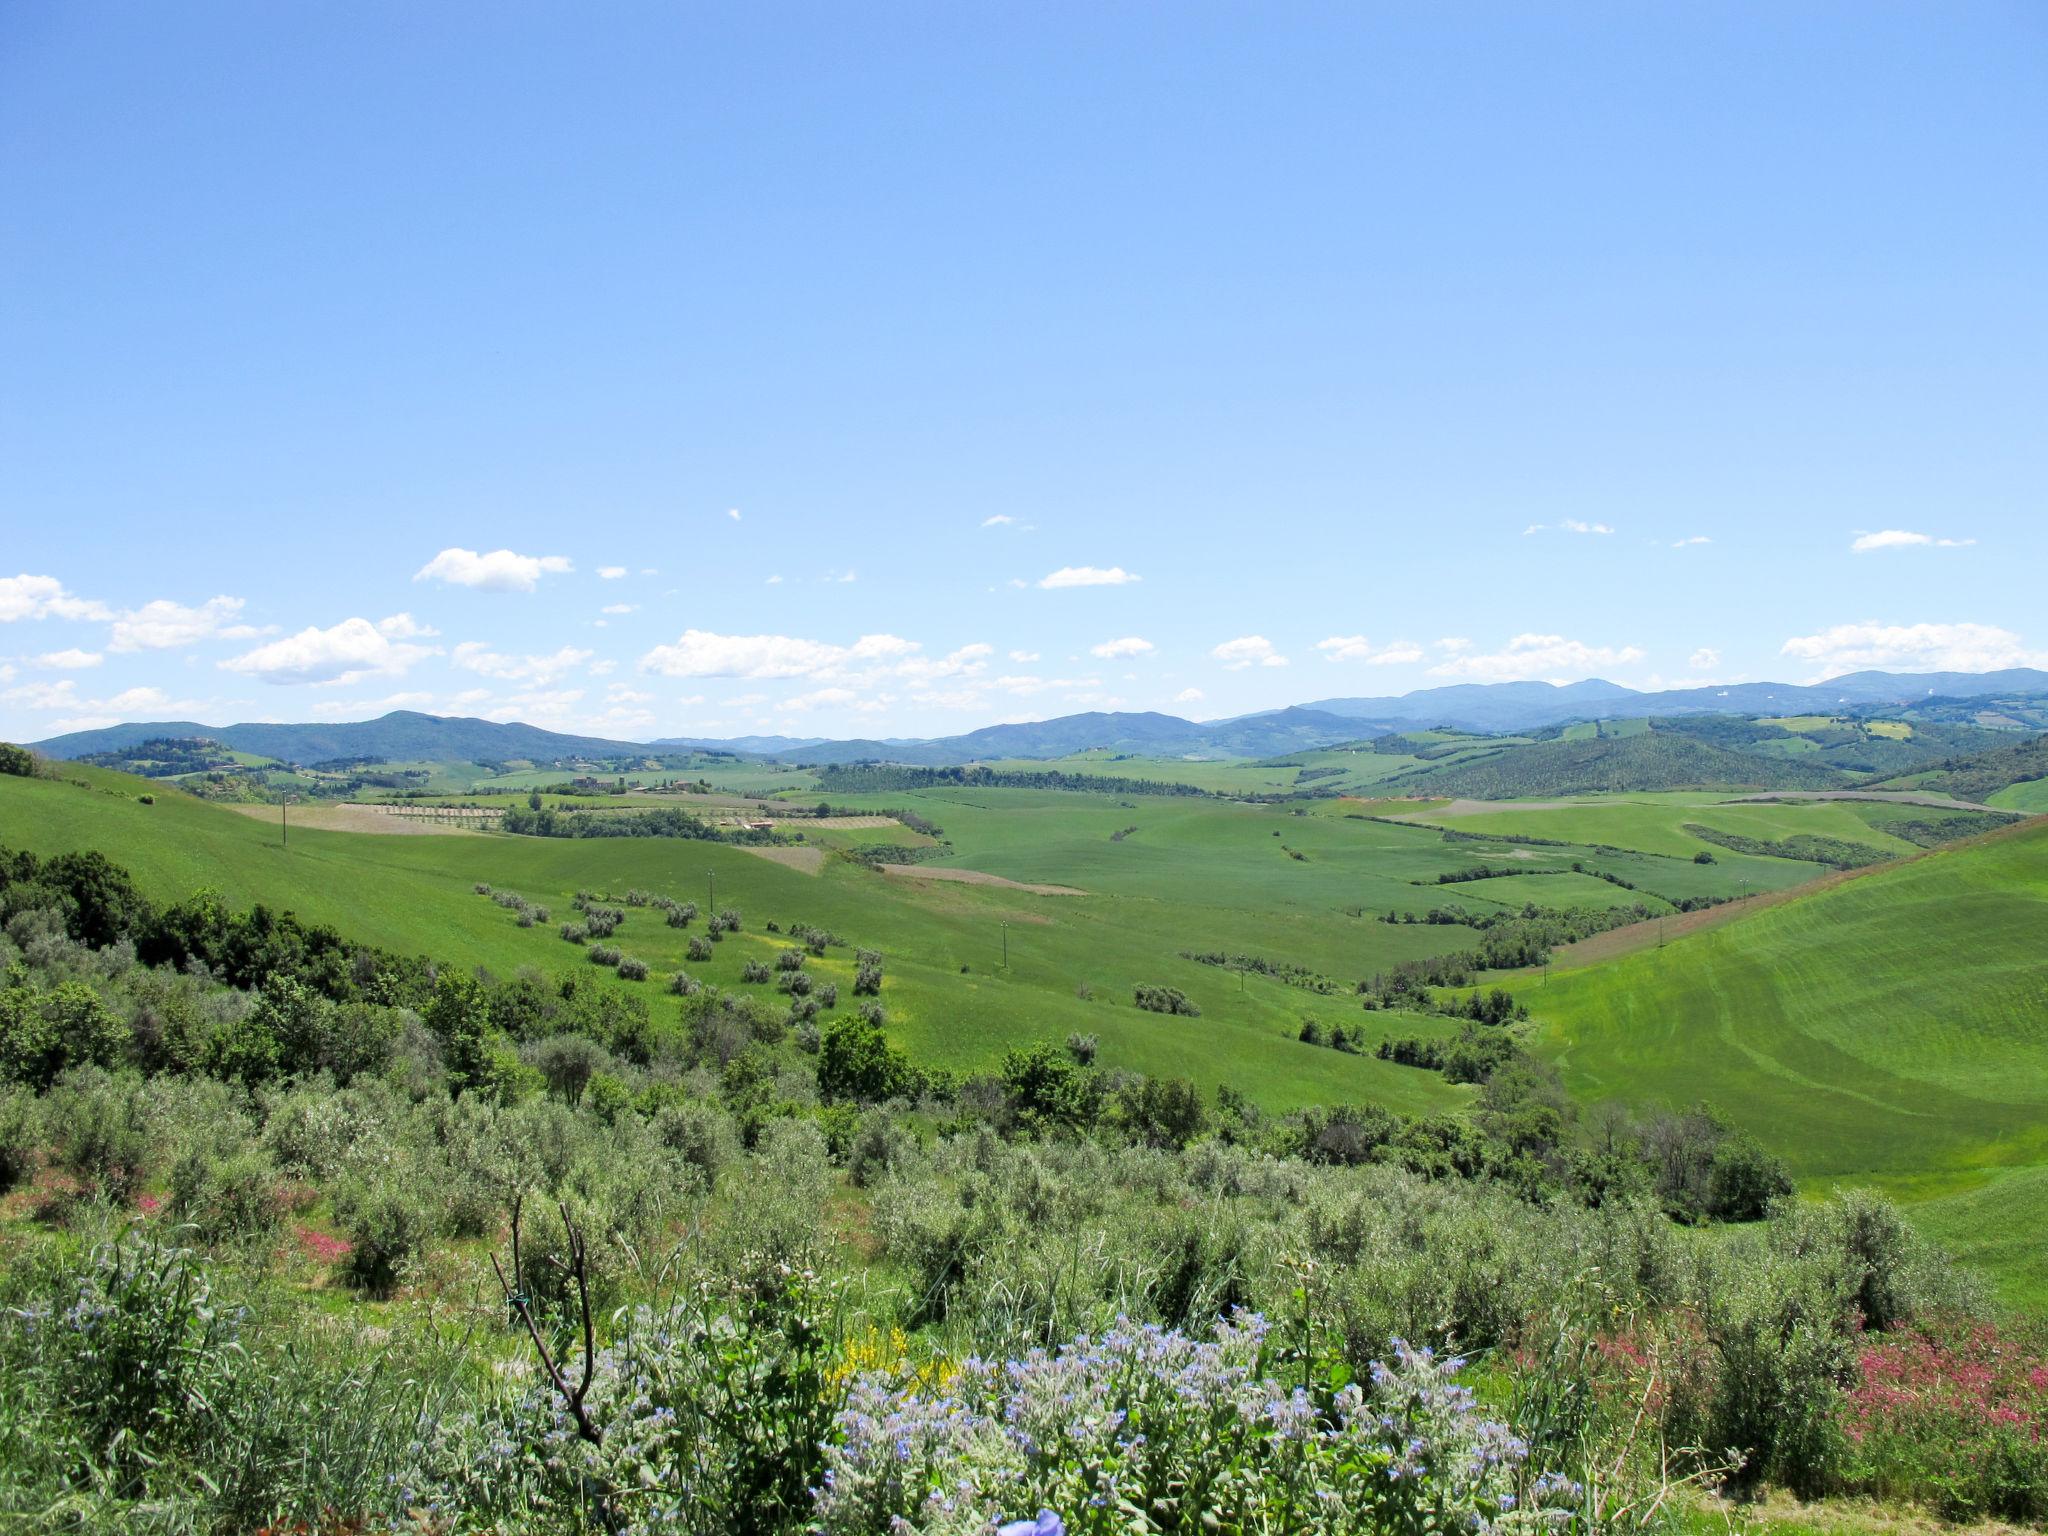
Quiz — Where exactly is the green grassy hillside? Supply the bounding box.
[1528,818,2048,1304]
[1397,730,1851,798]
[0,765,1473,1117]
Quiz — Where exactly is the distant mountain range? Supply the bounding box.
[24,668,2048,768]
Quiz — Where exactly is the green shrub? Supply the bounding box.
[0,1085,41,1193]
[333,1176,435,1296]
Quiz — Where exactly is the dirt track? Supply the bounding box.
[877,864,1085,896]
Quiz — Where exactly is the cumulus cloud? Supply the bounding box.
[1212,635,1288,670]
[597,566,627,579]
[727,508,742,521]
[35,648,102,670]
[109,595,262,651]
[1427,633,1646,682]
[640,629,918,680]
[1436,637,1472,654]
[1008,649,1039,662]
[1690,647,1722,670]
[1850,530,1976,553]
[451,642,593,685]
[0,574,111,624]
[220,614,441,686]
[781,686,865,713]
[982,515,1015,527]
[898,643,993,685]
[414,547,573,591]
[1173,687,1205,704]
[1779,621,2045,680]
[2,680,201,720]
[601,603,637,615]
[1523,521,1613,537]
[1038,566,1140,589]
[1315,636,1424,666]
[1672,536,1712,548]
[1089,636,1154,659]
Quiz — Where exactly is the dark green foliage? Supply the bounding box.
[815,1014,912,1103]
[1133,984,1199,1016]
[1398,732,1850,799]
[1682,823,1892,869]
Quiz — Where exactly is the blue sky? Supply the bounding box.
[3,2,2044,743]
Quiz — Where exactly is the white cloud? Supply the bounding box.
[1173,687,1205,704]
[220,614,441,686]
[108,594,259,651]
[982,515,1015,527]
[727,508,742,521]
[451,641,593,685]
[897,643,993,685]
[0,574,111,624]
[1315,636,1423,666]
[1779,621,2045,680]
[35,648,102,670]
[1672,535,1712,548]
[1561,519,1614,535]
[1427,633,1646,682]
[597,566,627,579]
[1212,635,1288,670]
[1436,637,1472,654]
[994,673,1099,696]
[588,659,617,677]
[1850,529,1976,553]
[414,547,573,591]
[2,680,200,718]
[1008,649,1039,662]
[640,629,918,680]
[601,603,637,615]
[765,574,784,585]
[374,612,439,639]
[781,686,863,713]
[1090,636,1154,659]
[1038,565,1140,589]
[1690,647,1722,670]
[825,569,858,584]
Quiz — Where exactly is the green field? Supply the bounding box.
[9,758,2046,1308]
[1528,818,2048,1305]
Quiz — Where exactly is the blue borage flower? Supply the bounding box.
[813,1314,1578,1534]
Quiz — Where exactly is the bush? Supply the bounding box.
[615,956,649,982]
[560,921,586,944]
[589,944,622,967]
[168,1141,284,1244]
[668,970,701,997]
[1134,984,1200,1017]
[49,1068,156,1203]
[741,960,772,984]
[815,1318,1572,1535]
[333,1177,435,1296]
[0,1085,41,1193]
[687,936,714,963]
[852,963,883,997]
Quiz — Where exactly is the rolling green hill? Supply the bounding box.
[1394,730,1850,798]
[1877,731,2048,805]
[1529,817,2048,1305]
